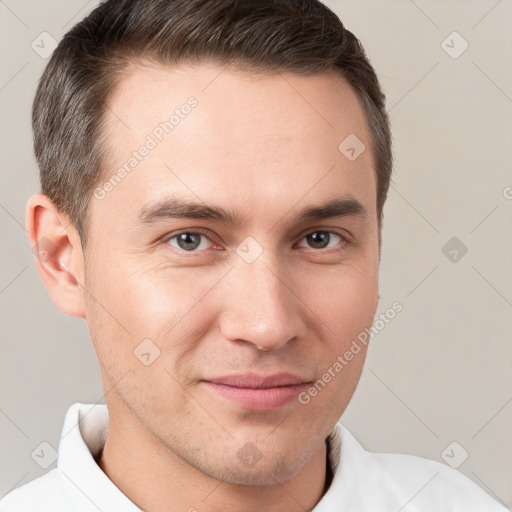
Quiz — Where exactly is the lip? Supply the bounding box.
[202,373,311,411]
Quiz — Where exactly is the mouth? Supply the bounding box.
[201,373,312,411]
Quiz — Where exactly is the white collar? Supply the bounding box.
[58,402,350,511]
[58,403,142,511]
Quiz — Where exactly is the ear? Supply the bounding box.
[26,193,86,318]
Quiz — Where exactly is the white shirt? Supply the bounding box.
[0,403,507,511]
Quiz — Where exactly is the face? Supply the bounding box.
[83,62,380,485]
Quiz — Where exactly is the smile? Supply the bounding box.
[201,373,311,411]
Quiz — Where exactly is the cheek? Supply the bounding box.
[87,253,194,331]
[299,269,376,413]
[120,268,224,342]
[306,263,379,345]
[84,257,222,370]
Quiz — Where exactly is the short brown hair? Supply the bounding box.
[33,0,393,249]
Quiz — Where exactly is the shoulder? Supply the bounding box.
[366,450,505,509]
[0,469,72,512]
[329,424,508,511]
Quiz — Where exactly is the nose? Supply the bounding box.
[219,257,306,351]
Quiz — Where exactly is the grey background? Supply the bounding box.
[1,0,511,508]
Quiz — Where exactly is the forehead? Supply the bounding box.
[95,62,377,230]
[105,61,371,146]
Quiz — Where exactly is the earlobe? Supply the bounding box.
[26,193,86,318]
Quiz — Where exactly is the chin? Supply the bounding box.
[215,463,300,487]
[192,447,307,487]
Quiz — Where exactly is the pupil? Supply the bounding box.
[178,233,200,250]
[308,232,329,249]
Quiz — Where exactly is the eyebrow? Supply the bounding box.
[137,194,368,226]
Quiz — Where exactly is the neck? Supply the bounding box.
[98,404,330,512]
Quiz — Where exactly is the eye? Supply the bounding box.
[163,229,349,255]
[166,231,215,252]
[296,231,347,251]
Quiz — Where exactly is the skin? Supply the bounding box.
[27,62,380,512]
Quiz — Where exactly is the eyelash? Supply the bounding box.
[162,229,350,255]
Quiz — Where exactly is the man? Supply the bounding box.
[0,1,507,511]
